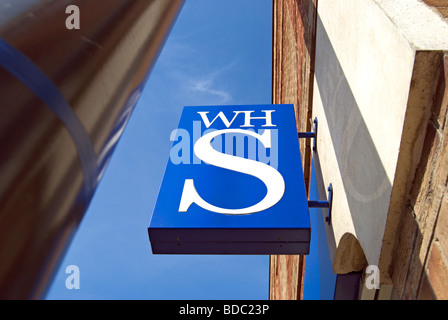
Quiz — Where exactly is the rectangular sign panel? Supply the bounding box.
[148,104,310,254]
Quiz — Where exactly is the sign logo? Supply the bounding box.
[148,104,310,255]
[179,110,285,215]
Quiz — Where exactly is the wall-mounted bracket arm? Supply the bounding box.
[298,117,318,152]
[308,183,333,225]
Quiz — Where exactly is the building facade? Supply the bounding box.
[270,0,448,300]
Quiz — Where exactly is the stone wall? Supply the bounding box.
[423,0,448,18]
[390,53,448,300]
[271,0,448,300]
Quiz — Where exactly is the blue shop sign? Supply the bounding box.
[148,104,310,254]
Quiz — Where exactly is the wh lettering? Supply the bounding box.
[198,110,276,128]
[179,110,285,215]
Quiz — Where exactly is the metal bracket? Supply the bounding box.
[299,118,332,223]
[298,117,318,152]
[308,183,333,225]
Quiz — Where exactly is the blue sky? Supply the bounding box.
[45,0,275,300]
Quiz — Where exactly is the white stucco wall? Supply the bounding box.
[312,0,448,268]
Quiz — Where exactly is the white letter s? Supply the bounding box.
[179,129,285,215]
